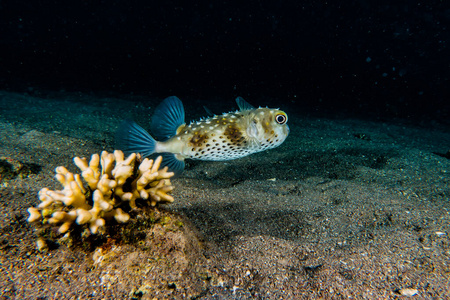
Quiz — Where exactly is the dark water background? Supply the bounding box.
[1,0,449,124]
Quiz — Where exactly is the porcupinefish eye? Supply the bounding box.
[275,113,287,125]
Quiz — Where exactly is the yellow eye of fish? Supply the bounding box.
[275,113,287,125]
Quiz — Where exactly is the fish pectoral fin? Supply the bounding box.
[247,119,259,138]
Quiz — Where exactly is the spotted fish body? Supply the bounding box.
[161,107,288,161]
[116,96,289,176]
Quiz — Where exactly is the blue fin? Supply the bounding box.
[151,96,185,141]
[159,153,185,178]
[203,105,214,116]
[116,120,156,157]
[236,96,255,111]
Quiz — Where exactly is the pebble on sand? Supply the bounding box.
[399,288,418,297]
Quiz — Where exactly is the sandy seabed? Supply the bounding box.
[0,90,449,299]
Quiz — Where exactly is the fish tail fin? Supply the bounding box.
[151,96,185,141]
[116,96,186,176]
[116,120,157,157]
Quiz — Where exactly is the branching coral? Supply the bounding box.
[27,151,175,234]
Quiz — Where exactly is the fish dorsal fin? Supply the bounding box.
[176,123,186,135]
[236,96,255,111]
[151,96,185,141]
[203,105,215,116]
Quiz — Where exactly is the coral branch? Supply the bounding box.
[27,151,175,234]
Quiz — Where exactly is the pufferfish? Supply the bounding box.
[116,96,289,176]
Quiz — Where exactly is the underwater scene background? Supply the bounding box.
[0,1,449,299]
